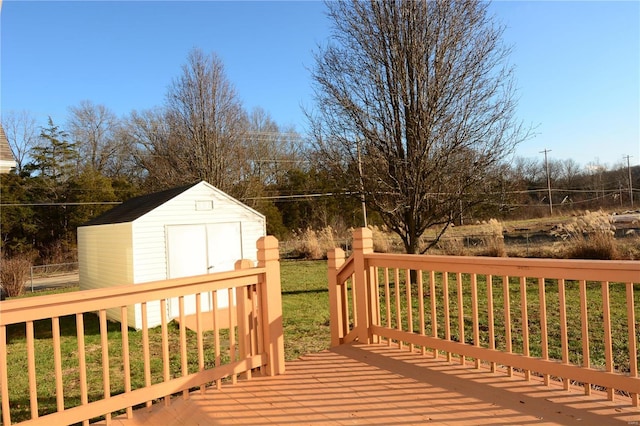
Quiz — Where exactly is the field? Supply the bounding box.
[285,211,640,260]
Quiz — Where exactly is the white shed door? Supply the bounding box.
[206,222,243,273]
[166,223,242,319]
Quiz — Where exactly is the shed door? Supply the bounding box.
[166,223,242,318]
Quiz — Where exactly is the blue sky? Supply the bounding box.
[1,1,638,168]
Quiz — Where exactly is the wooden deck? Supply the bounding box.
[103,343,639,425]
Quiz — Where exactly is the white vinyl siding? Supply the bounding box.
[77,223,135,325]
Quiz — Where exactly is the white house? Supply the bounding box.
[77,181,266,329]
[0,125,17,173]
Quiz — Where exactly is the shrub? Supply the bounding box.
[370,226,391,253]
[1,255,32,298]
[479,219,507,257]
[436,237,467,256]
[290,227,337,260]
[554,210,618,260]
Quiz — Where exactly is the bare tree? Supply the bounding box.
[67,100,121,174]
[164,48,248,194]
[124,108,178,190]
[556,158,583,193]
[512,157,543,185]
[1,110,39,174]
[246,108,304,184]
[309,0,530,253]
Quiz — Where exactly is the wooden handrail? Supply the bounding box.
[0,236,284,426]
[329,228,640,408]
[0,268,265,325]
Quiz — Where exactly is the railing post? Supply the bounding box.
[353,227,374,344]
[257,236,285,376]
[327,247,346,347]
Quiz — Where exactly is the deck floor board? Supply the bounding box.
[102,343,639,425]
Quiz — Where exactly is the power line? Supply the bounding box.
[0,202,122,207]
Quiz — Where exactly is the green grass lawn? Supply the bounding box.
[280,260,331,360]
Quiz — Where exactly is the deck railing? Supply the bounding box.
[328,228,640,408]
[0,236,284,426]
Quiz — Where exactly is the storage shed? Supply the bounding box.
[77,181,266,329]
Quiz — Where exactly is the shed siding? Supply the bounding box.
[78,223,134,289]
[78,223,136,325]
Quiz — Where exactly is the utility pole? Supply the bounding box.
[624,155,634,207]
[356,140,368,227]
[540,149,553,215]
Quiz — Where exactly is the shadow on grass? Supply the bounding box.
[5,312,124,343]
[282,288,328,296]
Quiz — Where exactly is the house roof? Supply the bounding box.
[82,182,199,226]
[0,125,17,173]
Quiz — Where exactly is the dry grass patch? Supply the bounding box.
[553,210,619,260]
[288,226,338,260]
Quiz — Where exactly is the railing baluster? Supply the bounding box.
[430,270,437,359]
[213,290,222,390]
[196,293,205,393]
[341,277,350,338]
[26,320,38,420]
[406,268,414,352]
[601,281,614,400]
[502,276,512,377]
[141,302,152,409]
[471,274,480,369]
[254,285,264,370]
[250,284,259,356]
[457,272,465,365]
[179,296,188,399]
[626,282,638,407]
[538,278,549,386]
[160,298,170,406]
[579,280,591,395]
[418,270,426,356]
[52,316,64,413]
[120,306,132,418]
[99,309,111,423]
[76,313,89,426]
[229,287,237,384]
[0,325,9,426]
[394,268,402,349]
[384,268,391,346]
[237,283,252,380]
[487,275,496,372]
[372,266,381,344]
[443,272,451,362]
[558,279,569,390]
[520,277,530,380]
[350,273,358,333]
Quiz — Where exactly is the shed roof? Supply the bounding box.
[83,182,198,226]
